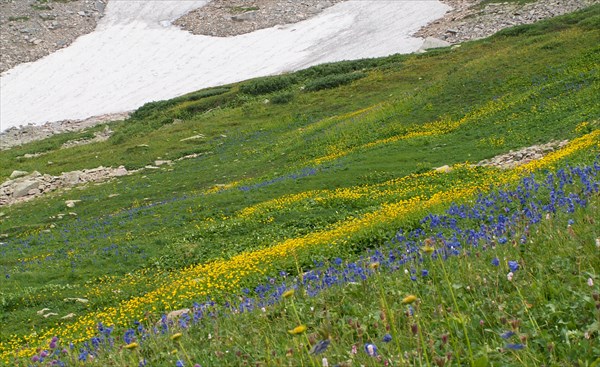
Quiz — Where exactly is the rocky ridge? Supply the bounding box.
[414,0,596,44]
[174,0,344,37]
[0,112,128,151]
[0,0,106,74]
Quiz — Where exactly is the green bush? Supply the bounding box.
[239,75,296,95]
[297,59,380,79]
[304,72,367,92]
[130,87,230,120]
[270,91,295,104]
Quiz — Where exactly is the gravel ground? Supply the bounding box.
[0,0,106,73]
[174,0,345,37]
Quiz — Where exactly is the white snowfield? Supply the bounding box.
[0,0,449,131]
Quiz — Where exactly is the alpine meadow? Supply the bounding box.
[0,6,599,367]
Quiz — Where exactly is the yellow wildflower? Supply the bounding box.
[401,295,418,305]
[282,289,295,298]
[288,325,307,335]
[423,245,435,255]
[124,342,138,350]
[171,333,182,341]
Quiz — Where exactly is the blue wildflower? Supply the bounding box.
[500,331,515,339]
[310,339,330,355]
[382,334,392,343]
[364,343,378,357]
[421,269,429,277]
[505,343,525,350]
[508,261,519,272]
[176,360,184,367]
[491,258,500,266]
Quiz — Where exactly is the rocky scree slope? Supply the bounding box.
[0,0,106,73]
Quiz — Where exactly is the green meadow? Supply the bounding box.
[0,6,599,366]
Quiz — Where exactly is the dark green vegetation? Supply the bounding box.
[0,6,599,365]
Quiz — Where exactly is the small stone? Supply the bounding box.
[434,165,453,173]
[65,200,81,208]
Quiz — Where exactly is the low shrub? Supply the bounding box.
[270,91,295,104]
[304,72,367,92]
[239,75,296,95]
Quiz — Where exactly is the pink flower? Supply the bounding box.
[507,272,514,281]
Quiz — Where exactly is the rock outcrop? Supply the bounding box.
[0,166,130,206]
[476,140,568,169]
[415,0,596,45]
[0,112,128,151]
[174,0,345,37]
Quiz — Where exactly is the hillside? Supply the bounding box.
[0,5,599,366]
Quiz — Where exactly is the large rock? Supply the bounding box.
[9,170,28,179]
[13,180,39,198]
[62,171,82,186]
[420,37,451,51]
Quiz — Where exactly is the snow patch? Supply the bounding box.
[0,1,449,131]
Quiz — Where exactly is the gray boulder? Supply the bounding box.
[9,170,28,179]
[13,180,39,198]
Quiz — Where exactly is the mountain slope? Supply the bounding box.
[0,5,599,365]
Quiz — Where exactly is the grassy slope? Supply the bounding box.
[0,5,599,365]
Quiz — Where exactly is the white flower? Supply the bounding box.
[596,238,600,249]
[322,357,329,367]
[507,272,514,281]
[588,278,594,287]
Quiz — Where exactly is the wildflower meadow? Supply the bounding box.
[0,6,599,366]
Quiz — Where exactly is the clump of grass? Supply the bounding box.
[8,16,29,22]
[270,91,295,104]
[229,6,259,14]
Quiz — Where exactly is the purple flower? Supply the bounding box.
[491,258,499,266]
[382,334,392,343]
[310,339,330,355]
[421,269,429,277]
[508,261,519,272]
[505,343,525,350]
[364,343,378,357]
[500,331,515,339]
